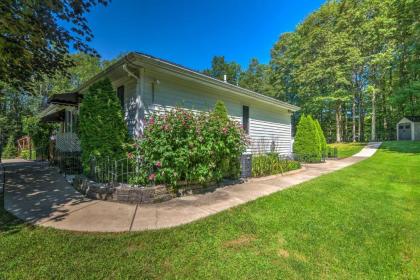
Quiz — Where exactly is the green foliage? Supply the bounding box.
[213,100,229,122]
[293,114,322,162]
[131,106,248,187]
[22,116,54,152]
[251,153,301,177]
[269,0,420,142]
[238,58,273,95]
[0,1,109,90]
[19,148,36,160]
[314,119,327,155]
[202,56,242,84]
[2,134,17,159]
[212,101,238,177]
[79,78,128,171]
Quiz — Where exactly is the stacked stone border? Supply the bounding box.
[72,175,244,204]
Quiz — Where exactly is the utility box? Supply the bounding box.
[240,154,252,178]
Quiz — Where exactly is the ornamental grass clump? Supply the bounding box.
[131,101,248,187]
[251,153,301,177]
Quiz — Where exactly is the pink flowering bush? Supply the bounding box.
[130,103,248,187]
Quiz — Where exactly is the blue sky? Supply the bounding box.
[85,0,324,70]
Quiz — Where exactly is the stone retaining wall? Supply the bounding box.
[72,176,244,204]
[73,176,175,204]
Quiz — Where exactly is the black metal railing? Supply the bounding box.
[325,147,338,159]
[88,156,148,184]
[50,149,82,176]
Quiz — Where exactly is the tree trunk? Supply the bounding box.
[352,92,356,142]
[371,91,376,142]
[382,90,388,141]
[359,91,365,142]
[344,105,348,142]
[336,102,342,143]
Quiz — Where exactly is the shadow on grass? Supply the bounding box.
[379,141,420,154]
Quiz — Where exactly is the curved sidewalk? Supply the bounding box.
[3,142,382,232]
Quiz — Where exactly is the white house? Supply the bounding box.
[40,52,300,155]
[397,116,420,141]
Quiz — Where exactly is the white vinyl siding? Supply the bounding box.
[248,105,292,155]
[94,67,293,155]
[137,70,293,156]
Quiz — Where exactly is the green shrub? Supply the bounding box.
[252,153,301,177]
[79,78,128,171]
[22,116,54,153]
[212,100,239,177]
[19,148,36,160]
[293,114,322,162]
[314,119,327,156]
[131,105,248,187]
[2,134,17,159]
[213,100,229,122]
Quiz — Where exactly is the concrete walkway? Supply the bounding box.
[3,142,382,232]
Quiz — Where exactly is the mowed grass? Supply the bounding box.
[328,142,367,158]
[0,141,419,279]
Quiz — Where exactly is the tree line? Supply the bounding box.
[1,0,419,150]
[203,0,419,142]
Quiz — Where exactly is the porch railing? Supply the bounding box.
[56,132,81,152]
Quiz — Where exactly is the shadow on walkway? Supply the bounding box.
[3,161,90,223]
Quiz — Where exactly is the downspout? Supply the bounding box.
[122,64,145,138]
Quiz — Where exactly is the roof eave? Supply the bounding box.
[75,52,300,112]
[128,52,300,112]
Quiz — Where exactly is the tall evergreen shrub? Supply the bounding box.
[212,100,238,177]
[293,114,322,162]
[314,119,327,156]
[2,134,17,159]
[213,100,229,122]
[79,78,128,170]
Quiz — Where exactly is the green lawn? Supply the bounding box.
[328,142,367,158]
[0,141,419,279]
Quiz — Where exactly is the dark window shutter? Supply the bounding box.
[152,82,155,103]
[243,105,249,134]
[117,86,125,110]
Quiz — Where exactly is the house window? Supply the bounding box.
[405,125,410,129]
[242,105,249,134]
[399,125,404,129]
[117,85,125,111]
